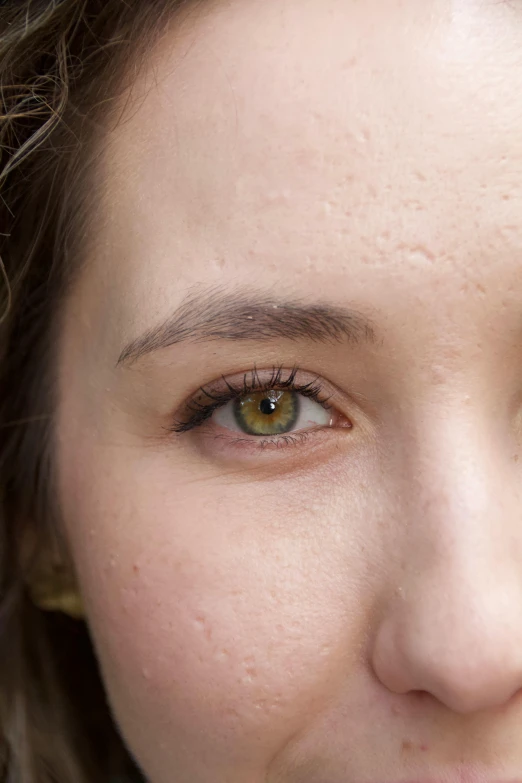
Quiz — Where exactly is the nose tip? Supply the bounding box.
[371,582,522,715]
[368,402,522,717]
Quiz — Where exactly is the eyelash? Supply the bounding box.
[169,364,335,447]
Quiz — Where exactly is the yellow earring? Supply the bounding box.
[27,562,85,620]
[21,525,85,620]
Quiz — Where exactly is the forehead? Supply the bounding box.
[87,0,522,346]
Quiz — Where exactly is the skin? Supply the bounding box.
[55,0,522,780]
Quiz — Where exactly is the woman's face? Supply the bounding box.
[55,0,522,780]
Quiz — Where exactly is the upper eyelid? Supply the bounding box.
[191,369,331,410]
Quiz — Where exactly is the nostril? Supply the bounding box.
[412,690,431,702]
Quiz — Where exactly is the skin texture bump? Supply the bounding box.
[55,0,522,780]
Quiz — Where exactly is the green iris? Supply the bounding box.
[233,390,299,435]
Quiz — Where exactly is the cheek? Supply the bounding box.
[57,439,376,777]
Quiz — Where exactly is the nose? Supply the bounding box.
[371,409,522,715]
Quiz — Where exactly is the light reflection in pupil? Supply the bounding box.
[233,390,299,435]
[260,398,277,416]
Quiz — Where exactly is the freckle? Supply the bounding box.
[133,564,140,575]
[223,707,239,719]
[513,454,519,463]
[401,739,413,753]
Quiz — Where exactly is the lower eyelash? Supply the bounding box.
[257,431,313,450]
[211,429,314,451]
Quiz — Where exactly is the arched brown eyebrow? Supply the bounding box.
[116,286,378,367]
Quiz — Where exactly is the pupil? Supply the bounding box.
[259,397,277,416]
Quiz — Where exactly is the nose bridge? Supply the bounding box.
[405,401,507,554]
[371,399,522,715]
[419,396,521,563]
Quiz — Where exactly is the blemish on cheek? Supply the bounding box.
[194,614,213,641]
[400,738,430,755]
[221,706,240,720]
[240,655,258,684]
[398,244,436,267]
[133,563,140,574]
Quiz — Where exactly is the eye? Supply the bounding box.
[212,389,332,436]
[170,365,352,450]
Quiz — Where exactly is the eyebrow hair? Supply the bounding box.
[116,286,378,367]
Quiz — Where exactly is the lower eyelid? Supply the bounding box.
[193,422,349,460]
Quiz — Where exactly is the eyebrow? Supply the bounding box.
[116,286,378,367]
